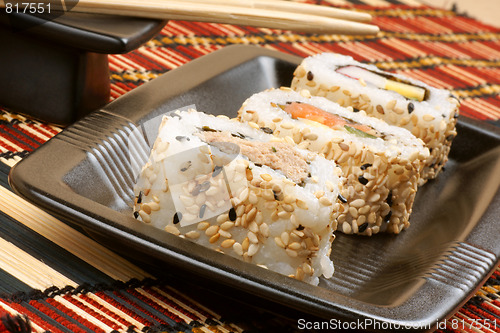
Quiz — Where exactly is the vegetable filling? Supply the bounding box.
[336,65,428,102]
[275,101,380,139]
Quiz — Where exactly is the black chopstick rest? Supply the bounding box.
[0,10,165,126]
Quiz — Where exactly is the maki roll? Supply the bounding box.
[291,53,460,183]
[133,109,344,285]
[237,88,429,236]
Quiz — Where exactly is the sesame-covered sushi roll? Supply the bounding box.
[291,53,460,183]
[133,109,344,285]
[237,88,429,236]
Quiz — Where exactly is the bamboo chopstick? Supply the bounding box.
[146,0,373,23]
[2,0,379,35]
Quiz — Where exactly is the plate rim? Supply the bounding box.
[9,44,500,331]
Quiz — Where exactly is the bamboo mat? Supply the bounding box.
[0,0,500,332]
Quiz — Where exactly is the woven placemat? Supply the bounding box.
[0,1,499,332]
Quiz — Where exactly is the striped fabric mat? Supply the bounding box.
[0,0,499,332]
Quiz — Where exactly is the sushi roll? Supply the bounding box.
[291,53,460,183]
[133,109,344,285]
[237,88,429,236]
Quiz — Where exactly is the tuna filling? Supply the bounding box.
[200,131,310,184]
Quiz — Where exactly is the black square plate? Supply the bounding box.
[9,45,500,331]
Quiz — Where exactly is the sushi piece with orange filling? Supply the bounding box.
[237,88,429,236]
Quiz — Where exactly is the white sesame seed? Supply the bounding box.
[260,174,272,181]
[185,231,200,239]
[220,221,235,231]
[342,222,352,234]
[286,249,298,258]
[300,89,311,98]
[233,242,243,256]
[138,210,151,223]
[205,186,219,197]
[282,204,295,212]
[205,225,219,237]
[274,237,285,248]
[165,225,180,236]
[350,199,365,208]
[246,207,257,223]
[281,232,290,246]
[249,221,259,234]
[284,195,296,204]
[319,197,332,206]
[141,204,152,215]
[288,242,302,251]
[262,189,275,201]
[221,239,236,248]
[197,222,210,230]
[248,244,260,257]
[423,114,435,122]
[248,231,259,244]
[296,199,308,210]
[219,230,232,239]
[209,233,220,243]
[216,214,229,224]
[277,211,290,219]
[255,211,263,225]
[248,121,260,129]
[259,223,269,237]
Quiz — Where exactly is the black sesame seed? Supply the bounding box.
[360,163,372,170]
[454,112,459,119]
[201,126,218,132]
[191,184,202,196]
[307,71,314,81]
[273,190,279,201]
[407,102,415,114]
[199,181,210,192]
[358,176,368,185]
[175,136,190,142]
[337,194,348,203]
[212,165,223,178]
[133,211,139,219]
[137,191,143,204]
[228,207,237,221]
[297,225,305,231]
[429,148,433,153]
[173,212,182,224]
[254,163,263,167]
[199,204,207,219]
[231,132,246,139]
[358,222,369,233]
[260,127,274,134]
[384,211,392,223]
[192,182,210,196]
[180,161,192,172]
[352,108,360,113]
[386,190,393,207]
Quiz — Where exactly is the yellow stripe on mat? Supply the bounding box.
[0,185,152,282]
[0,237,76,290]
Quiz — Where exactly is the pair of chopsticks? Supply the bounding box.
[1,0,379,35]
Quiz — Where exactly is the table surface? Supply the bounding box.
[0,0,499,332]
